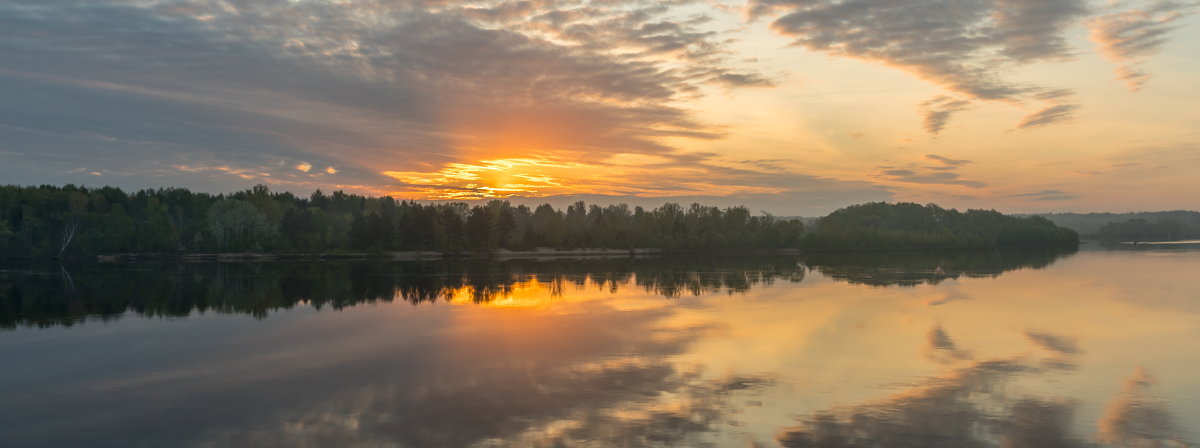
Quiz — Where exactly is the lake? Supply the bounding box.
[2,247,1198,447]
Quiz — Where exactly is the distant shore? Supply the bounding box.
[1119,239,1200,245]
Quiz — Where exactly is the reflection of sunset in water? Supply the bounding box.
[2,249,1199,446]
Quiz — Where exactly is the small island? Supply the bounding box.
[801,202,1079,251]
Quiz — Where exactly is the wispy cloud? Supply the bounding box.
[1089,0,1196,90]
[1017,104,1081,129]
[873,154,985,188]
[920,97,973,135]
[1008,190,1079,201]
[0,0,771,195]
[875,169,986,188]
[925,154,971,166]
[749,0,1088,132]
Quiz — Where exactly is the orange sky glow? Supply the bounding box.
[2,0,1197,215]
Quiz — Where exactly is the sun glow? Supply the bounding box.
[382,154,790,200]
[383,157,587,199]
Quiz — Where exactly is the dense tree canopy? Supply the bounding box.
[1,186,1088,258]
[0,184,804,258]
[801,202,1079,250]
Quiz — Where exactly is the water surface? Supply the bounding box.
[2,248,1197,447]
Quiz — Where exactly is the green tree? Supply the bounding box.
[207,199,275,252]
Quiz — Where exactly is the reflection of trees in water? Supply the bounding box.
[0,257,806,329]
[0,249,1078,328]
[0,277,775,448]
[801,249,1075,287]
[777,326,1191,448]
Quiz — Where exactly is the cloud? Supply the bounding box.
[925,154,971,166]
[1089,1,1196,90]
[750,0,1087,131]
[874,167,986,189]
[382,151,893,215]
[0,0,773,196]
[920,97,973,135]
[1008,190,1079,201]
[1017,104,1081,129]
[712,71,776,88]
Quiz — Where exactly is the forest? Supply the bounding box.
[0,186,1083,259]
[0,184,804,258]
[1095,218,1200,243]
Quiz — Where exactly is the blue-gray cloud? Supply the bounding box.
[0,0,893,212]
[0,1,755,189]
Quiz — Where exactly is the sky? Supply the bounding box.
[1,0,1197,216]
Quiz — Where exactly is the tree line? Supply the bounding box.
[1095,218,1199,243]
[1038,210,1200,238]
[0,185,1084,258]
[0,184,805,258]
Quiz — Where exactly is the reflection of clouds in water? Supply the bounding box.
[498,374,775,447]
[221,365,774,448]
[1026,330,1082,371]
[180,301,773,448]
[924,325,972,364]
[924,290,973,307]
[778,329,1092,447]
[1026,330,1081,355]
[1096,367,1191,447]
[779,328,1196,448]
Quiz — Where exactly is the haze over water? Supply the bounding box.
[2,246,1198,447]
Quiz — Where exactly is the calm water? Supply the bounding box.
[2,248,1198,447]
